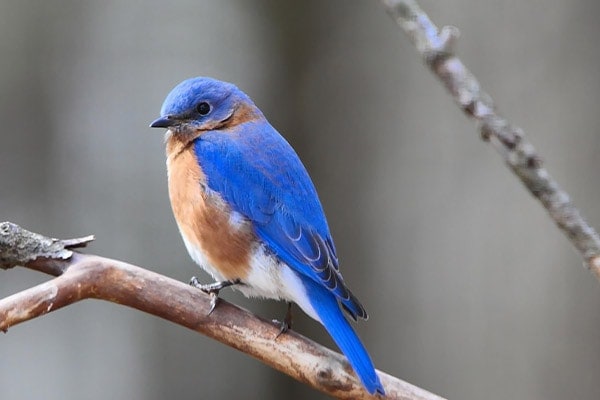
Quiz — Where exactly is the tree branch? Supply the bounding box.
[0,222,444,400]
[379,0,600,281]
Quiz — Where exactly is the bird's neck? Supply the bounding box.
[165,130,201,162]
[219,102,263,131]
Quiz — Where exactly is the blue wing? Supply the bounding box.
[194,120,366,320]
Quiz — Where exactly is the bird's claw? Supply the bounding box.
[274,319,290,339]
[207,292,219,315]
[274,302,293,339]
[189,276,202,289]
[189,277,241,315]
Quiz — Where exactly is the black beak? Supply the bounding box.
[150,116,178,128]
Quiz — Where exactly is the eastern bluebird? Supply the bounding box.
[150,77,385,395]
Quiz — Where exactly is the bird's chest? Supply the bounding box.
[166,141,254,281]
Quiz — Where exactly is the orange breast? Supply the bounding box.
[166,134,253,280]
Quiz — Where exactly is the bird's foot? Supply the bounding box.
[274,302,293,339]
[189,277,241,315]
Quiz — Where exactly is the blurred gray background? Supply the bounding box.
[1,1,599,399]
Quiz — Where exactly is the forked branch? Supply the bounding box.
[0,222,443,400]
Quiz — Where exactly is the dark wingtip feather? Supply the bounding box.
[340,289,368,321]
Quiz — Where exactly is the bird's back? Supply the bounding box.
[195,119,367,320]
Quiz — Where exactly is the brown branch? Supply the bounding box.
[0,222,444,400]
[379,0,600,281]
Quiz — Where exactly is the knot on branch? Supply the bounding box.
[0,222,94,269]
[424,25,460,66]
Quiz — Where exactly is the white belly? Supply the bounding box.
[181,234,320,322]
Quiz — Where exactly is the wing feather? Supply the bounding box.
[194,122,367,319]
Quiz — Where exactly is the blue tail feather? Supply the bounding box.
[304,279,385,395]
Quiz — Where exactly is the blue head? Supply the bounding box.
[150,77,261,135]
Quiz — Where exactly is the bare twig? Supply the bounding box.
[379,0,600,281]
[0,223,444,400]
[0,221,94,272]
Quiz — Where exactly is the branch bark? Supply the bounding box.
[379,0,600,281]
[0,222,444,400]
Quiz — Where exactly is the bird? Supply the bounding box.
[150,76,385,395]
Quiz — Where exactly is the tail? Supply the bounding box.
[303,279,385,395]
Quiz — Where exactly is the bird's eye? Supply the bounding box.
[196,102,211,116]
